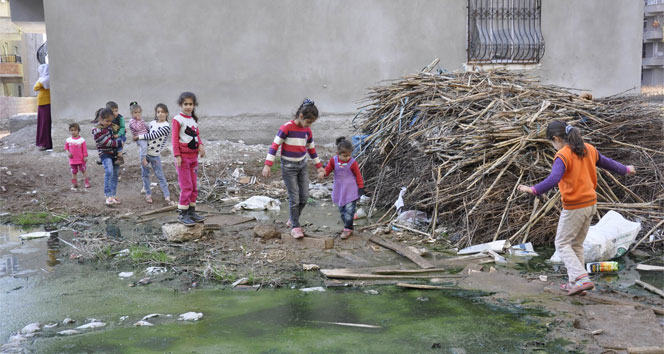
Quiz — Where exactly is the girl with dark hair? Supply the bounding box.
[318,137,365,239]
[518,120,635,296]
[134,103,172,204]
[172,92,205,225]
[262,98,324,239]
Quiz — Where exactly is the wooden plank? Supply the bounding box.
[578,293,664,316]
[369,236,434,269]
[396,282,457,290]
[140,205,177,216]
[281,233,334,250]
[635,279,664,298]
[373,268,449,275]
[636,264,664,272]
[205,214,255,227]
[320,268,462,280]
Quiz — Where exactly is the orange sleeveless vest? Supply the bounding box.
[554,143,599,210]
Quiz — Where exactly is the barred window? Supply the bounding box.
[467,0,545,64]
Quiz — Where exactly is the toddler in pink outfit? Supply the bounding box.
[64,123,90,188]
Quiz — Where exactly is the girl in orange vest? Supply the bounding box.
[518,120,635,296]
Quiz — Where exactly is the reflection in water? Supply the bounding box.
[46,232,60,267]
[0,254,19,276]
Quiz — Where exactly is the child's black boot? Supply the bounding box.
[189,206,205,223]
[178,208,195,227]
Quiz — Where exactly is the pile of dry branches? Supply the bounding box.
[356,63,664,248]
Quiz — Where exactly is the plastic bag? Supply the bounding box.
[550,210,641,263]
[233,196,281,211]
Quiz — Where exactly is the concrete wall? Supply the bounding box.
[44,0,642,123]
[20,33,44,95]
[0,96,37,120]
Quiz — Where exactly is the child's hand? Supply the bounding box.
[84,157,87,162]
[67,153,73,158]
[133,136,139,141]
[198,145,205,158]
[262,165,271,178]
[518,185,535,195]
[113,134,119,139]
[142,159,148,167]
[358,187,365,196]
[626,165,636,175]
[317,167,325,177]
[317,171,325,180]
[175,156,182,167]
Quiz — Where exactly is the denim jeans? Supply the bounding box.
[339,201,356,230]
[136,140,148,161]
[116,135,126,153]
[101,156,119,197]
[141,155,169,198]
[281,158,309,228]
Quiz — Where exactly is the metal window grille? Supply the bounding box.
[0,54,21,63]
[467,0,545,64]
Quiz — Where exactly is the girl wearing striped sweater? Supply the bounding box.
[92,108,122,205]
[262,99,325,239]
[134,103,172,204]
[518,121,635,296]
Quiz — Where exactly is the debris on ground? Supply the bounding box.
[355,64,663,248]
[178,312,203,321]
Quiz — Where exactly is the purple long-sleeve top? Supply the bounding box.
[531,153,628,195]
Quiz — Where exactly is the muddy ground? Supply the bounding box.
[1,123,664,353]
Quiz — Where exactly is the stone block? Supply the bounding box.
[9,113,38,133]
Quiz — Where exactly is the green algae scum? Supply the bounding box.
[5,277,563,353]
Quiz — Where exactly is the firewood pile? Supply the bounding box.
[355,62,664,247]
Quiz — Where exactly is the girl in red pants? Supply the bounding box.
[172,92,206,226]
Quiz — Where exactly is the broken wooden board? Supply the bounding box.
[580,293,664,316]
[205,214,255,227]
[584,305,664,350]
[635,279,664,298]
[281,233,334,250]
[372,268,449,275]
[320,268,462,280]
[636,264,664,272]
[369,236,434,269]
[396,282,457,290]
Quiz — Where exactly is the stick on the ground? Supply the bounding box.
[396,282,457,290]
[369,236,434,269]
[630,218,664,252]
[635,279,664,298]
[140,205,177,217]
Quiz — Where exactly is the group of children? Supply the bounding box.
[66,94,638,296]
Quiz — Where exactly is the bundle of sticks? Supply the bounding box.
[355,63,664,247]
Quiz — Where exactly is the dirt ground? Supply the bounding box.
[2,124,664,353]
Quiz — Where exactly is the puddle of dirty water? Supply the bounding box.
[2,262,564,353]
[0,224,59,279]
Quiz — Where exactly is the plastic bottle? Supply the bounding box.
[585,261,619,273]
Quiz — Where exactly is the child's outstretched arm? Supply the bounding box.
[64,141,73,158]
[172,119,181,167]
[597,152,635,175]
[518,158,565,195]
[139,124,171,141]
[319,157,335,179]
[305,133,323,174]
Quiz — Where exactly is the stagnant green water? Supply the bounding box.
[0,223,570,353]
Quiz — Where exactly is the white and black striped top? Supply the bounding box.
[139,120,171,157]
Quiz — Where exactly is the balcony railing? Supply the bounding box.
[0,55,22,64]
[645,0,664,14]
[644,29,664,40]
[643,56,664,67]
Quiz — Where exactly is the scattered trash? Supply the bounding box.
[486,250,507,264]
[508,242,539,257]
[43,323,58,329]
[457,240,507,255]
[178,312,203,321]
[300,286,326,292]
[416,296,429,302]
[550,210,641,263]
[76,322,106,330]
[232,277,248,287]
[133,320,154,327]
[62,318,75,324]
[141,314,161,321]
[231,167,245,179]
[20,323,41,334]
[636,264,664,271]
[407,246,429,257]
[364,289,379,295]
[591,329,604,335]
[119,316,129,322]
[539,275,548,282]
[118,272,134,278]
[354,208,367,220]
[145,267,167,275]
[57,330,80,336]
[18,231,52,240]
[586,261,619,273]
[116,249,130,257]
[396,210,430,227]
[304,320,381,329]
[137,277,151,286]
[233,196,281,211]
[309,183,331,199]
[489,266,497,273]
[393,187,407,212]
[302,263,320,271]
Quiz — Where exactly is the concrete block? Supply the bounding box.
[280,232,334,250]
[9,113,38,133]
